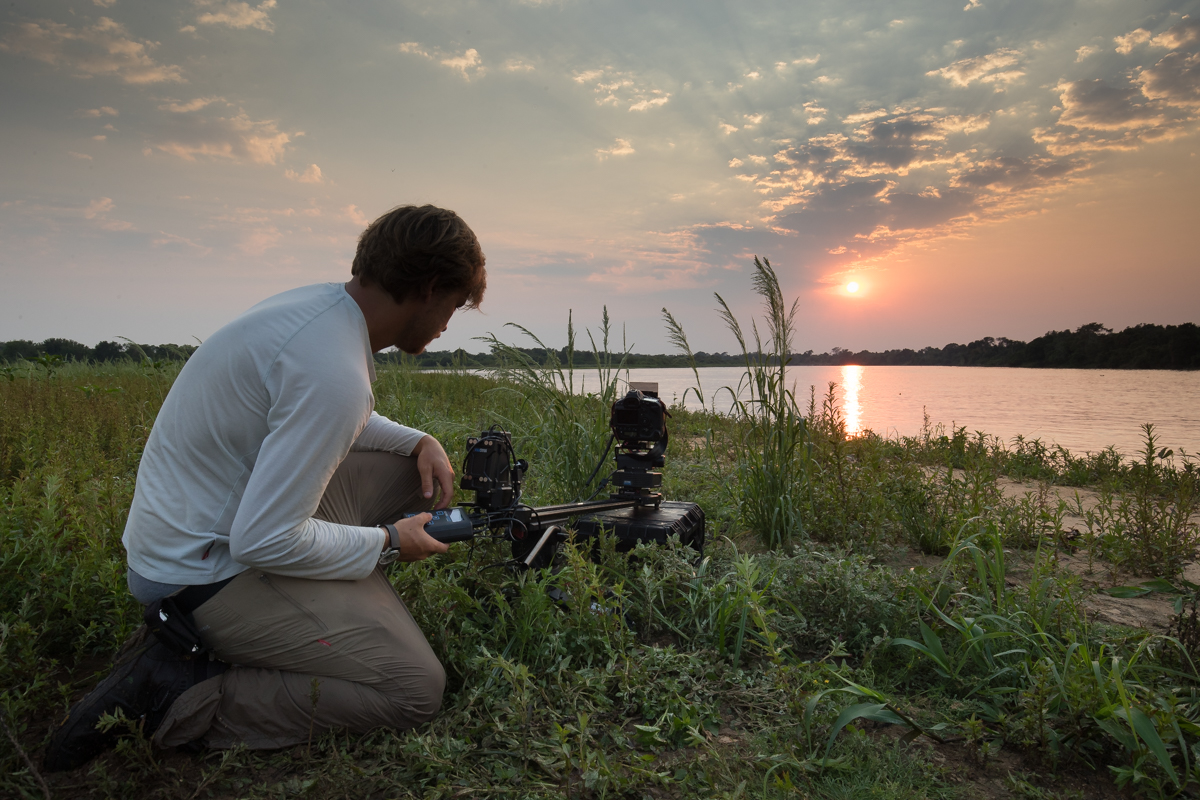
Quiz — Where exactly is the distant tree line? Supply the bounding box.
[788,322,1199,370]
[0,338,197,364]
[382,322,1199,371]
[3,322,1196,370]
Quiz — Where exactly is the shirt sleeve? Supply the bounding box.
[351,412,427,456]
[226,325,385,579]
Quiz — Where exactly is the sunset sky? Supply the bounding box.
[2,0,1198,355]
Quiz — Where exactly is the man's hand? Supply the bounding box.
[411,434,455,510]
[389,513,449,561]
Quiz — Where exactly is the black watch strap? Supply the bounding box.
[378,523,401,565]
[382,522,401,553]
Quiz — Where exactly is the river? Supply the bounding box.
[588,365,1200,459]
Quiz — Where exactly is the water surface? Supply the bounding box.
[604,365,1200,459]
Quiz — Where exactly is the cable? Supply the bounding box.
[583,477,611,502]
[576,434,616,501]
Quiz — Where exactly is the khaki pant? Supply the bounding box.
[154,451,443,750]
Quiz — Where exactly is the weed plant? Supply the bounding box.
[1072,425,1200,579]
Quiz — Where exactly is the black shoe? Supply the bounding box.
[43,642,228,772]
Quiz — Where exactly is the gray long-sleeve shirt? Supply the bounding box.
[123,283,426,586]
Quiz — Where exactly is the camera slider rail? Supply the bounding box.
[408,383,701,569]
[414,495,640,544]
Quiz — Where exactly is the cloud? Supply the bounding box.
[1135,20,1200,109]
[1152,19,1200,51]
[774,56,820,75]
[629,93,670,111]
[1054,79,1166,131]
[0,17,184,84]
[770,109,989,181]
[802,101,827,124]
[399,42,487,80]
[154,111,294,164]
[927,48,1024,88]
[573,67,671,111]
[1136,51,1200,109]
[158,96,223,113]
[719,122,738,134]
[152,231,212,255]
[1033,23,1200,155]
[84,197,114,218]
[82,196,134,230]
[502,58,535,72]
[192,0,277,32]
[342,205,369,226]
[92,0,117,6]
[1115,28,1153,55]
[284,163,323,183]
[952,155,1085,193]
[596,138,635,159]
[238,225,281,254]
[69,151,93,159]
[80,106,119,117]
[1075,45,1098,62]
[442,49,485,80]
[707,96,1089,277]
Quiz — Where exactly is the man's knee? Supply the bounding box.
[395,659,446,724]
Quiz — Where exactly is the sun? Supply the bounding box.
[845,281,859,293]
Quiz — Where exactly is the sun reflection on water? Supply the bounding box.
[841,364,863,436]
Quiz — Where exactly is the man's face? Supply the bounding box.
[393,289,468,355]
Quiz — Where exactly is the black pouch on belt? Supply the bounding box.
[142,575,235,658]
[143,595,208,657]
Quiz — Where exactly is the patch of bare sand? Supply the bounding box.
[998,475,1200,631]
[895,472,1199,632]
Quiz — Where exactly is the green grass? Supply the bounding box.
[3,283,1200,798]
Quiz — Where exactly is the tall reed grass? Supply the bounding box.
[665,256,811,548]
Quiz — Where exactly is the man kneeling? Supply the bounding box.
[45,204,486,770]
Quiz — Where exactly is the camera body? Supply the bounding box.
[610,388,668,444]
[460,429,527,512]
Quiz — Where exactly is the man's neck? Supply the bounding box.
[344,276,400,353]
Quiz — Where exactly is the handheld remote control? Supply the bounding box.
[405,508,475,543]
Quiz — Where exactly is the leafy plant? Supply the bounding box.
[1075,425,1200,579]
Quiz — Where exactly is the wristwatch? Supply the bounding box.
[378,522,402,565]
